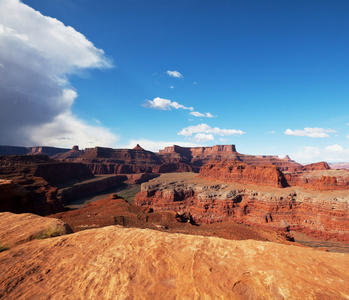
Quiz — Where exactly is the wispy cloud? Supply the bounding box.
[143,97,193,111]
[190,111,214,118]
[166,70,183,78]
[266,130,275,134]
[178,123,245,139]
[143,97,215,118]
[284,127,336,138]
[0,0,117,147]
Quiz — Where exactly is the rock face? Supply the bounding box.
[0,180,34,213]
[134,173,349,242]
[199,161,288,188]
[1,226,349,299]
[0,155,95,215]
[0,212,72,249]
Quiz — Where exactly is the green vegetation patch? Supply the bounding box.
[0,244,9,253]
[34,226,63,240]
[117,185,141,203]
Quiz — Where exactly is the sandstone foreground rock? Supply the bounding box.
[0,212,72,249]
[0,226,348,299]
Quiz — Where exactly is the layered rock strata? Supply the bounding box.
[285,169,349,190]
[134,173,349,242]
[199,161,288,188]
[0,155,94,215]
[1,226,349,299]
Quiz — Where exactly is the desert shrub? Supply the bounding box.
[0,244,9,252]
[34,226,63,240]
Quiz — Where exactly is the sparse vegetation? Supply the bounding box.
[117,185,141,203]
[0,244,9,252]
[34,226,63,240]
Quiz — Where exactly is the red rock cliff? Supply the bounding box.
[199,161,288,188]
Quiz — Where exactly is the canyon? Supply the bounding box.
[1,144,348,245]
[1,144,349,298]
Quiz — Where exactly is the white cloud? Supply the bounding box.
[166,70,183,78]
[284,127,336,138]
[190,111,214,118]
[143,97,193,111]
[290,144,349,164]
[178,123,245,137]
[169,85,174,89]
[122,139,198,152]
[143,97,215,118]
[0,0,116,147]
[267,131,275,134]
[193,133,214,142]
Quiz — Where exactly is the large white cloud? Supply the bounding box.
[284,127,336,138]
[0,0,116,148]
[178,123,245,137]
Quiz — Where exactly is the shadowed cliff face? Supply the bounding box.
[0,155,94,215]
[0,224,349,299]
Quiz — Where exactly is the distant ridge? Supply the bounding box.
[0,145,70,157]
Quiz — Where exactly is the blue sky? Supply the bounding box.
[1,0,349,163]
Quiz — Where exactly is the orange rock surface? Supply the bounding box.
[1,226,349,299]
[199,161,288,188]
[134,173,349,242]
[0,212,72,249]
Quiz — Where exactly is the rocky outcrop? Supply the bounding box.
[199,161,288,188]
[1,226,349,299]
[125,173,160,184]
[302,161,330,171]
[134,173,349,242]
[0,212,72,249]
